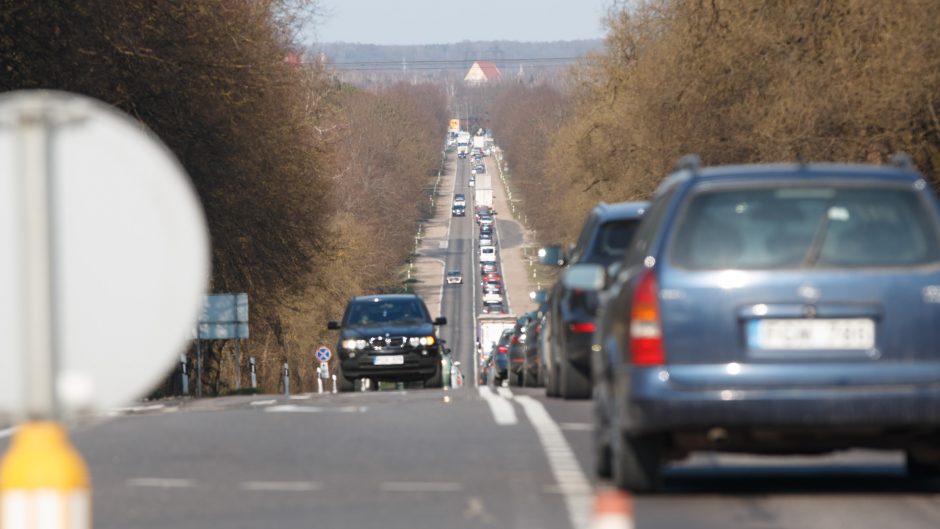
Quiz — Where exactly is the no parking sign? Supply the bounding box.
[315,346,332,362]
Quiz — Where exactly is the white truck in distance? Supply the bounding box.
[477,314,517,360]
[474,188,493,209]
[456,131,471,158]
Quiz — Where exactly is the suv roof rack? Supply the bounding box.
[890,152,914,170]
[676,154,701,175]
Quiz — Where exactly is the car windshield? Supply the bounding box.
[345,298,428,324]
[591,219,640,265]
[671,185,940,270]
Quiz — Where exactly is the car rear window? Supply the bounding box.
[670,186,940,269]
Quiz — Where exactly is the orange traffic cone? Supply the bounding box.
[587,489,634,529]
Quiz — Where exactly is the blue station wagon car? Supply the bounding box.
[583,155,940,491]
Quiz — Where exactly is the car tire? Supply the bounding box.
[524,366,539,387]
[337,372,355,393]
[593,400,612,479]
[612,432,661,493]
[545,363,558,397]
[424,364,443,389]
[559,360,591,400]
[906,449,940,478]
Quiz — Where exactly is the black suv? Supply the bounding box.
[539,201,648,399]
[328,294,446,391]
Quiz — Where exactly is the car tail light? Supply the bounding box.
[511,335,519,344]
[629,269,664,365]
[568,322,596,333]
[498,345,508,353]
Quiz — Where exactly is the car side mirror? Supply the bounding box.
[434,316,448,326]
[538,244,566,267]
[562,263,605,291]
[529,290,548,303]
[327,320,340,330]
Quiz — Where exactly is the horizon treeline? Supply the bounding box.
[0,1,447,393]
[490,0,940,243]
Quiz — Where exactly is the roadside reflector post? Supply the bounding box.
[282,363,290,396]
[1,95,91,529]
[317,377,323,395]
[0,91,209,529]
[180,354,189,396]
[331,375,337,394]
[0,423,91,529]
[249,357,257,389]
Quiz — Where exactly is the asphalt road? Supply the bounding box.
[6,153,940,529]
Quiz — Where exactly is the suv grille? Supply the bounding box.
[369,336,407,349]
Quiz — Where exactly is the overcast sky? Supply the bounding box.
[312,0,616,45]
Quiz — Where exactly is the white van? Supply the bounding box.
[479,245,496,263]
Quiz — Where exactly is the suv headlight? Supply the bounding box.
[342,339,367,350]
[408,336,436,347]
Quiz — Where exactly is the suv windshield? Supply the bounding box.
[345,298,428,325]
[671,186,940,270]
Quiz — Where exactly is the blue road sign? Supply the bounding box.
[315,346,332,362]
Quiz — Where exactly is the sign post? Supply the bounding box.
[0,90,209,529]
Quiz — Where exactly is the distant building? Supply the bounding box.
[464,61,502,85]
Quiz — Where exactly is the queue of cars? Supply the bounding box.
[534,154,940,491]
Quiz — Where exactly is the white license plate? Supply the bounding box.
[747,318,875,350]
[373,355,404,366]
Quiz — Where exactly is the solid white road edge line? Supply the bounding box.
[515,395,593,529]
[477,386,518,425]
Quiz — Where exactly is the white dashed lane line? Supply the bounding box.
[239,481,322,492]
[127,478,195,489]
[379,481,464,493]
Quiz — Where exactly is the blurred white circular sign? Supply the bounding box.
[0,90,209,417]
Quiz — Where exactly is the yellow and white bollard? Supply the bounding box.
[0,422,90,529]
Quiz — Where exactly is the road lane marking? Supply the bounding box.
[477,386,518,425]
[560,422,593,432]
[496,387,514,399]
[265,405,323,413]
[127,478,195,488]
[515,396,592,529]
[108,404,165,415]
[379,481,463,492]
[239,481,322,492]
[289,394,312,400]
[250,399,277,406]
[265,404,366,413]
[0,426,16,439]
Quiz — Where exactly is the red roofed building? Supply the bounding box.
[464,61,502,85]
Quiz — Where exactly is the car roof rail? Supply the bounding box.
[675,154,701,175]
[890,151,914,170]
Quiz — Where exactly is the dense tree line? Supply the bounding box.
[491,0,940,243]
[0,1,446,393]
